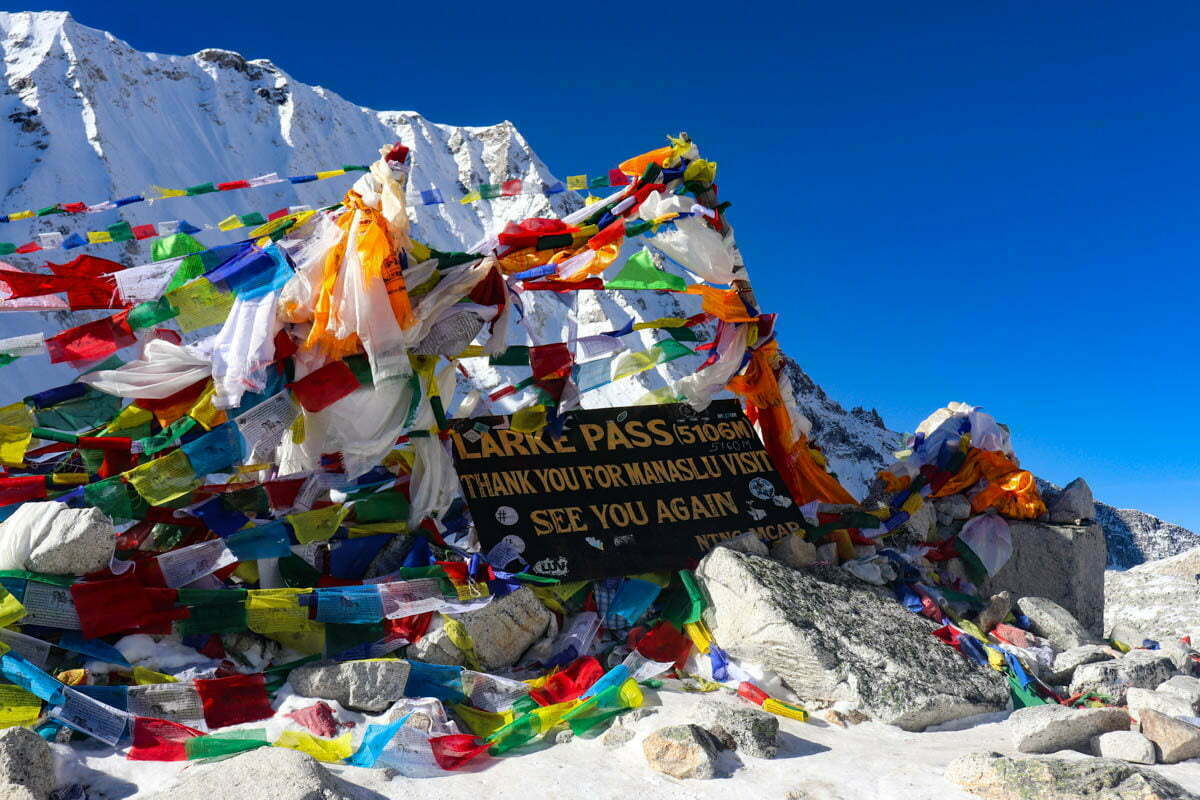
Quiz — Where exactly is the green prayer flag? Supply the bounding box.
[106,221,134,242]
[588,176,610,188]
[665,326,700,342]
[140,417,198,456]
[35,206,59,217]
[488,346,530,367]
[605,248,686,292]
[343,354,373,387]
[127,297,178,330]
[0,244,16,256]
[479,183,501,200]
[238,212,267,227]
[185,730,269,760]
[178,601,248,636]
[185,182,216,196]
[34,390,120,432]
[84,477,149,523]
[352,489,410,524]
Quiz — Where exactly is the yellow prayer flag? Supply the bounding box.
[287,505,348,545]
[0,426,31,468]
[0,587,25,629]
[0,685,41,728]
[583,195,601,206]
[633,317,688,330]
[315,169,344,180]
[151,186,187,199]
[460,191,481,205]
[452,704,516,739]
[7,211,33,222]
[683,159,717,185]
[187,383,226,430]
[273,731,353,762]
[565,175,587,190]
[125,449,199,506]
[167,278,234,332]
[87,231,113,244]
[132,666,179,685]
[56,669,87,686]
[0,402,34,431]
[103,405,153,435]
[217,215,242,232]
[48,473,88,486]
[246,589,310,634]
[263,619,325,656]
[409,240,432,262]
[612,350,658,381]
[510,404,547,434]
[454,345,486,359]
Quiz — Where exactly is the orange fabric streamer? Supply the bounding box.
[496,247,556,275]
[684,285,757,322]
[730,341,856,505]
[933,448,1045,519]
[618,146,675,177]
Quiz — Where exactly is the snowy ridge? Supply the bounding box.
[0,11,1193,568]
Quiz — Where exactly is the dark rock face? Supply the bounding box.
[695,548,1008,731]
[946,752,1199,800]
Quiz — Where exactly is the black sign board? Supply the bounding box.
[448,399,804,580]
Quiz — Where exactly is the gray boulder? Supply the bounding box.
[0,502,115,576]
[976,592,1012,634]
[934,494,972,523]
[642,725,721,780]
[1015,596,1098,651]
[1157,675,1200,710]
[1046,478,1096,524]
[143,746,355,800]
[945,751,1198,800]
[0,729,53,800]
[696,696,779,758]
[1139,709,1200,764]
[0,787,39,800]
[409,587,552,671]
[1159,641,1199,673]
[1090,730,1157,764]
[1069,651,1176,705]
[288,659,410,712]
[1127,688,1197,724]
[718,532,769,556]
[1008,705,1130,754]
[769,535,817,568]
[985,522,1107,635]
[1046,645,1117,685]
[694,548,1007,731]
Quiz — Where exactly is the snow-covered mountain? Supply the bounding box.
[1096,503,1200,570]
[0,10,1192,565]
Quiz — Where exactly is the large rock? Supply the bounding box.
[1008,704,1130,754]
[144,746,355,800]
[1104,549,1200,642]
[288,659,410,712]
[1090,730,1157,765]
[410,587,551,671]
[1157,676,1200,709]
[1046,645,1117,685]
[1069,651,1176,705]
[694,548,1007,731]
[1014,596,1099,651]
[1127,688,1197,724]
[769,534,817,568]
[0,729,53,800]
[642,725,720,780]
[984,522,1106,635]
[695,696,778,758]
[945,752,1198,800]
[0,502,115,576]
[1046,478,1096,524]
[1139,709,1200,764]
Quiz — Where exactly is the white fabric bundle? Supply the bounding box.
[80,339,211,399]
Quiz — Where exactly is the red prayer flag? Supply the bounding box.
[587,219,625,251]
[634,621,693,669]
[70,573,153,639]
[46,254,126,277]
[267,208,290,220]
[521,278,604,292]
[132,225,157,240]
[529,343,573,381]
[608,168,632,187]
[45,312,136,364]
[195,673,274,729]
[501,179,523,197]
[129,717,203,761]
[429,734,491,770]
[0,476,47,507]
[530,656,604,706]
[287,360,362,412]
[384,611,433,644]
[14,242,39,254]
[60,202,87,214]
[217,180,251,191]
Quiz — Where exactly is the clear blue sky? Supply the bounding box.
[9,1,1200,528]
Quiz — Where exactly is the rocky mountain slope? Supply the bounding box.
[0,10,1191,562]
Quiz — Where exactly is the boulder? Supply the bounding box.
[1105,550,1200,642]
[717,532,769,556]
[1159,641,1199,674]
[899,500,936,542]
[770,535,817,568]
[409,587,552,671]
[1090,730,1156,764]
[642,725,721,780]
[695,696,779,758]
[288,659,410,712]
[1046,645,1117,685]
[601,725,636,750]
[1157,675,1200,709]
[0,502,115,576]
[143,746,355,800]
[1139,709,1200,764]
[695,548,1007,731]
[1069,651,1176,706]
[976,592,1012,634]
[1126,688,1197,724]
[945,752,1197,800]
[1046,478,1096,524]
[934,494,972,523]
[0,787,39,800]
[0,729,53,800]
[1008,705,1130,754]
[984,522,1107,635]
[1014,596,1098,651]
